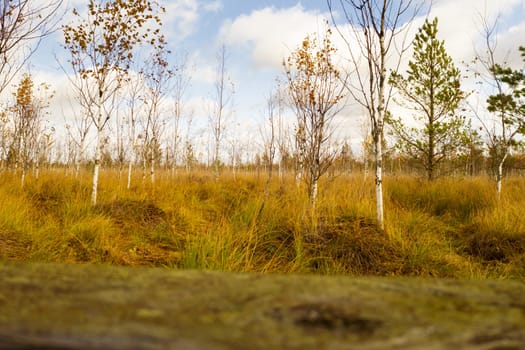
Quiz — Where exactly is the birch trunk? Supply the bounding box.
[496,152,508,199]
[127,159,133,190]
[142,155,147,183]
[91,128,102,206]
[311,179,318,213]
[150,151,155,184]
[214,142,220,182]
[374,133,384,231]
[21,167,26,188]
[35,160,39,181]
[374,1,388,231]
[91,101,103,206]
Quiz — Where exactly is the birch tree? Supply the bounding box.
[284,27,346,210]
[327,0,428,230]
[141,40,173,185]
[486,46,525,196]
[64,107,92,178]
[63,0,164,205]
[123,71,145,189]
[273,80,288,181]
[472,17,525,197]
[10,73,52,186]
[169,53,192,176]
[0,0,63,94]
[209,44,234,181]
[0,109,10,168]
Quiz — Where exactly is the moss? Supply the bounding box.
[1,262,524,349]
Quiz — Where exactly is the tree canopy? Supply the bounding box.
[388,18,468,180]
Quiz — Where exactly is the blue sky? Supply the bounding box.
[26,0,525,159]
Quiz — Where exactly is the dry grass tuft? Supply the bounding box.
[0,169,523,280]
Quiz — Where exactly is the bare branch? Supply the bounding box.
[0,0,64,94]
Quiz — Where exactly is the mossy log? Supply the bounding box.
[0,263,524,349]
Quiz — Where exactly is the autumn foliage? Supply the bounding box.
[284,26,346,209]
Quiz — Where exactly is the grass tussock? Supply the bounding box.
[0,168,524,280]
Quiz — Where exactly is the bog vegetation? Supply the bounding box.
[0,167,524,281]
[0,1,524,281]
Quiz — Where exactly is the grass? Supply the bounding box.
[0,168,524,280]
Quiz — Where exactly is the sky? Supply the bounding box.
[22,0,525,160]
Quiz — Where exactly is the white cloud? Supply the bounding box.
[164,0,200,41]
[203,0,223,13]
[163,0,225,42]
[492,22,525,68]
[220,5,331,70]
[188,51,216,84]
[428,0,524,64]
[32,70,84,124]
[328,0,525,83]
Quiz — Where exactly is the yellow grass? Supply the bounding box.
[0,168,523,280]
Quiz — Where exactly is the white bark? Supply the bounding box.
[374,134,384,230]
[214,140,220,182]
[311,180,318,212]
[91,103,103,206]
[127,157,133,190]
[496,152,508,199]
[21,168,26,188]
[150,146,156,184]
[375,19,387,231]
[91,134,101,206]
[327,0,426,231]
